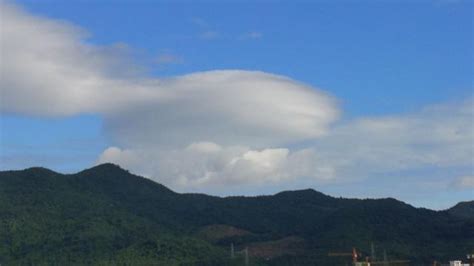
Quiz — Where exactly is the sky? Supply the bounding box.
[0,0,472,210]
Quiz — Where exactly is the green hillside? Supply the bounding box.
[0,164,472,265]
[448,201,474,220]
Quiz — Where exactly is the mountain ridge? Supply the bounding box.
[4,163,461,210]
[0,164,472,265]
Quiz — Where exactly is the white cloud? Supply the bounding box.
[103,70,339,149]
[98,99,473,193]
[0,2,152,116]
[0,2,339,147]
[1,1,339,192]
[97,147,139,169]
[310,99,474,180]
[97,142,331,193]
[185,142,222,153]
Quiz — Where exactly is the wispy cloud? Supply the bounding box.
[190,17,209,28]
[190,17,262,42]
[190,17,220,40]
[433,0,464,7]
[239,31,263,40]
[199,30,219,40]
[154,53,184,65]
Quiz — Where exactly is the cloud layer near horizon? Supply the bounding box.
[1,2,473,195]
[96,99,473,193]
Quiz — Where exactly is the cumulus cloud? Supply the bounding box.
[97,100,473,192]
[97,142,332,193]
[97,147,139,170]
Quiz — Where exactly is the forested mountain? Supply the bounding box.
[0,164,472,265]
[448,201,474,220]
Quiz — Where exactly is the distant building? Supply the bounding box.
[449,261,469,266]
[355,263,370,266]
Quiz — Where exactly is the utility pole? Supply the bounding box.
[230,243,235,259]
[244,247,249,266]
[383,249,388,266]
[371,242,377,262]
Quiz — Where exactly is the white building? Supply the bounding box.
[449,261,469,266]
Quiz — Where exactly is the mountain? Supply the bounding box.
[448,201,474,220]
[0,164,472,265]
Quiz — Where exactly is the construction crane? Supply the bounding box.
[370,260,410,265]
[329,247,410,266]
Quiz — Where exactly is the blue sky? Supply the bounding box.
[1,0,472,209]
[15,0,472,115]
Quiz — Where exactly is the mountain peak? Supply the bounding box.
[275,188,327,197]
[80,163,128,174]
[14,166,59,176]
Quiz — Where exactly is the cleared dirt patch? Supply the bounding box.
[196,224,252,243]
[246,236,306,259]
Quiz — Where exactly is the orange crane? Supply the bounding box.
[329,247,410,266]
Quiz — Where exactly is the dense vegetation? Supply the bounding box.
[448,200,474,219]
[0,164,472,265]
